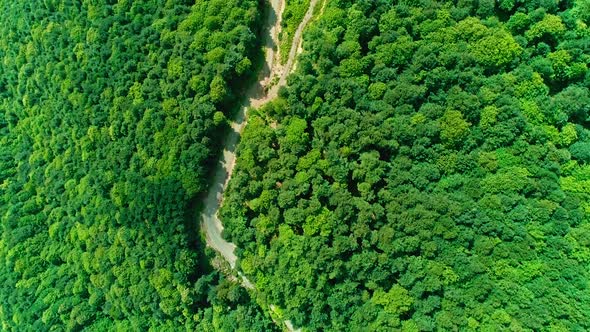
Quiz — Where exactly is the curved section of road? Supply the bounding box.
[201,0,285,271]
[201,0,318,271]
[200,0,319,330]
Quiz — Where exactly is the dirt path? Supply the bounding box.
[200,0,319,330]
[267,0,319,101]
[201,0,285,271]
[201,0,318,270]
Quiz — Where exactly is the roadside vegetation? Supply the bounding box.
[279,0,312,64]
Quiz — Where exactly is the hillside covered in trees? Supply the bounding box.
[0,0,278,330]
[3,0,590,330]
[222,0,590,330]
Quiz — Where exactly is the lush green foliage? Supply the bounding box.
[223,0,590,330]
[0,0,277,330]
[279,0,311,64]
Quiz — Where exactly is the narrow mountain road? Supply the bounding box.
[200,0,320,330]
[201,0,318,270]
[268,0,319,100]
[201,0,285,270]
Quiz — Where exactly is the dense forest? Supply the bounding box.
[3,0,590,330]
[0,0,278,330]
[222,0,590,330]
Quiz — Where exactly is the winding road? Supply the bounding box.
[201,0,284,271]
[200,0,320,330]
